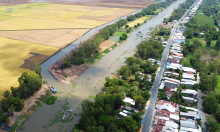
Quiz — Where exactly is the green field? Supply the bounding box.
[114,31,126,36]
[190,37,216,48]
[196,9,216,27]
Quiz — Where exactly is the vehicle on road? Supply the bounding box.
[140,33,143,37]
[61,110,72,121]
[151,89,154,92]
[49,85,57,93]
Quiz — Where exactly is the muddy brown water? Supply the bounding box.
[22,0,185,131]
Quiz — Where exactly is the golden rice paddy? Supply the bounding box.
[0,36,58,99]
[127,16,148,27]
[0,3,137,99]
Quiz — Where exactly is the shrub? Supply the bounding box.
[44,96,57,105]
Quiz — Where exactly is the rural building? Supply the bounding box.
[181,89,198,97]
[180,120,197,129]
[165,78,180,88]
[182,67,196,73]
[182,96,197,103]
[123,97,135,105]
[182,73,195,80]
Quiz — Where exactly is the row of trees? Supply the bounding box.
[62,19,127,68]
[168,0,196,22]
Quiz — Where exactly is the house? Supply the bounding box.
[182,96,197,103]
[180,127,201,132]
[180,120,197,129]
[123,97,135,105]
[119,112,127,117]
[165,80,180,88]
[180,111,197,119]
[167,58,181,64]
[181,81,197,87]
[170,49,182,54]
[182,73,195,80]
[170,114,179,121]
[182,67,196,73]
[159,81,165,89]
[164,71,179,76]
[181,89,198,97]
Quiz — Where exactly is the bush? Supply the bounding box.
[125,25,129,28]
[44,96,57,105]
[137,23,140,26]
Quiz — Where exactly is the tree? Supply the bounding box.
[10,97,24,112]
[3,90,10,98]
[141,90,151,101]
[134,95,146,109]
[98,114,110,130]
[125,25,129,28]
[206,37,212,47]
[203,95,219,114]
[1,113,9,123]
[211,73,218,91]
[8,105,15,113]
[206,117,219,132]
[215,37,220,50]
[122,117,137,132]
[35,63,42,76]
[108,123,118,132]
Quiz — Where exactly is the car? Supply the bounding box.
[151,89,154,92]
[49,85,57,93]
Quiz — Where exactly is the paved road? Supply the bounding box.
[141,1,199,131]
[22,0,186,131]
[198,90,206,131]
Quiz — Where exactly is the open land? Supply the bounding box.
[196,9,216,27]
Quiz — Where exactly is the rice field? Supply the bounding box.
[0,3,136,30]
[0,3,137,99]
[0,29,90,48]
[127,16,148,27]
[0,36,58,99]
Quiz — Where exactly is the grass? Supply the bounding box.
[114,31,126,36]
[44,96,57,105]
[196,9,216,27]
[88,95,96,99]
[182,52,193,67]
[190,37,216,48]
[215,75,220,94]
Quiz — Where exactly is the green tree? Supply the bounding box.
[35,63,42,76]
[3,90,10,98]
[211,73,218,91]
[207,37,212,47]
[141,90,151,101]
[122,117,137,132]
[125,25,129,28]
[215,37,220,50]
[134,95,146,109]
[10,97,24,112]
[203,95,219,114]
[1,113,9,123]
[108,123,118,132]
[206,117,219,132]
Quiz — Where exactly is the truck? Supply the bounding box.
[49,85,57,93]
[61,110,72,121]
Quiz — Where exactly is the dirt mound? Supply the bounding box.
[49,44,90,84]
